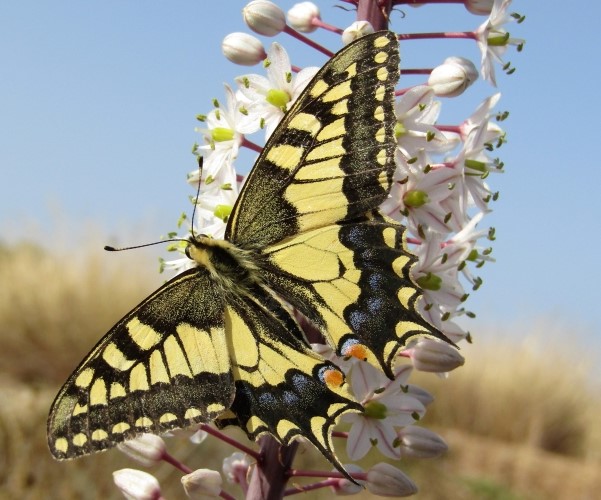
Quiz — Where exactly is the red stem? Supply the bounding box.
[199,424,261,460]
[398,31,477,41]
[283,25,334,57]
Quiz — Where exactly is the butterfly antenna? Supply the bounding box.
[104,238,187,252]
[189,156,204,240]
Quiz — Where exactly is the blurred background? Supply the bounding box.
[1,1,599,498]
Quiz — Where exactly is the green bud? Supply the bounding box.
[416,272,442,291]
[364,401,388,420]
[211,127,234,142]
[266,88,290,110]
[403,190,429,208]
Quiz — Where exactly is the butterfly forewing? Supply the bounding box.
[226,31,400,248]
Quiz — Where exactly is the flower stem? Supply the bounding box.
[199,424,261,460]
[398,31,477,41]
[246,435,299,500]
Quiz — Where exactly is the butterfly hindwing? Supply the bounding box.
[216,283,361,477]
[47,267,234,459]
[226,31,400,247]
[258,211,449,377]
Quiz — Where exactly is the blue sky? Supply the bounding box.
[2,1,600,346]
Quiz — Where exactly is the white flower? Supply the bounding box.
[194,84,256,171]
[444,211,494,286]
[235,42,318,138]
[113,469,161,500]
[475,0,525,85]
[459,93,503,143]
[382,150,459,234]
[452,124,503,213]
[410,230,467,312]
[344,362,425,460]
[394,86,451,157]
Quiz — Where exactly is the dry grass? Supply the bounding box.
[1,240,599,499]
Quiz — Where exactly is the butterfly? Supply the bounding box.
[47,31,451,479]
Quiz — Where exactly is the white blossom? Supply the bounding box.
[476,0,524,85]
[235,43,318,138]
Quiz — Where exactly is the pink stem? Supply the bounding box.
[241,136,263,154]
[284,478,342,496]
[311,18,343,34]
[162,452,193,474]
[199,424,261,460]
[398,31,477,41]
[283,25,334,57]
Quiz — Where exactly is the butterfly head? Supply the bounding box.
[185,235,259,285]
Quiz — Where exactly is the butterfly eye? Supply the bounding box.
[184,246,192,259]
[318,364,344,389]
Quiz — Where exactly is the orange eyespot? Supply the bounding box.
[322,368,344,389]
[342,343,368,361]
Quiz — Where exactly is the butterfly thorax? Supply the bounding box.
[186,235,260,287]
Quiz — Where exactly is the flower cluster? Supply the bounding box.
[115,0,524,498]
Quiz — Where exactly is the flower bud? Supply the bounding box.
[405,384,434,407]
[341,21,375,45]
[113,469,161,500]
[181,469,223,498]
[189,428,209,445]
[223,452,251,484]
[117,434,165,467]
[410,339,465,372]
[398,425,448,458]
[287,2,320,33]
[366,463,418,496]
[464,0,495,15]
[428,56,478,97]
[243,0,286,37]
[330,464,364,495]
[222,32,266,66]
